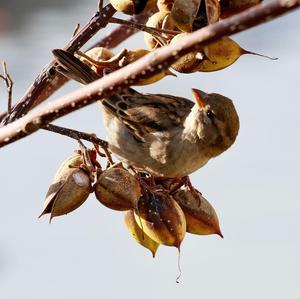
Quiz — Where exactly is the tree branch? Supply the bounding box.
[0,62,13,115]
[0,0,299,148]
[44,123,108,148]
[43,123,113,164]
[0,4,116,126]
[0,7,154,126]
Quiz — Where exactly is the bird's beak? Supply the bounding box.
[191,88,208,108]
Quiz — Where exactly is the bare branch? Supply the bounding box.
[43,123,113,163]
[0,61,13,115]
[44,123,108,148]
[0,0,299,148]
[98,0,104,11]
[72,23,81,37]
[109,17,179,39]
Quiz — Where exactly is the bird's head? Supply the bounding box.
[190,88,240,158]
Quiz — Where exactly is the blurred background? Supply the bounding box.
[0,0,300,298]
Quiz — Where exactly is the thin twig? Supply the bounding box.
[94,9,155,49]
[0,61,13,116]
[44,123,113,164]
[110,16,179,40]
[98,0,104,11]
[72,23,81,37]
[44,123,108,147]
[0,0,299,148]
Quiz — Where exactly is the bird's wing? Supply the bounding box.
[52,49,194,142]
[102,90,194,142]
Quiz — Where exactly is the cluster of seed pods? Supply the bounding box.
[107,0,275,75]
[40,150,222,257]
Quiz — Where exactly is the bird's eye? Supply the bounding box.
[207,110,215,120]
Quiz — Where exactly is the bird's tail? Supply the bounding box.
[52,49,100,85]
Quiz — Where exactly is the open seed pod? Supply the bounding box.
[157,0,174,12]
[171,33,205,73]
[171,0,201,32]
[134,192,186,248]
[82,47,115,66]
[109,0,151,15]
[119,48,176,85]
[95,167,141,211]
[205,0,221,23]
[196,36,277,72]
[124,210,159,257]
[220,0,262,18]
[173,189,223,237]
[144,12,177,50]
[39,151,92,222]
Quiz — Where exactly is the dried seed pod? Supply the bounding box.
[173,189,223,237]
[205,0,221,24]
[124,210,159,257]
[157,0,174,12]
[196,36,277,72]
[144,12,176,49]
[78,47,115,76]
[170,33,205,73]
[95,167,141,211]
[134,192,186,248]
[119,48,176,85]
[109,0,150,15]
[53,150,84,180]
[39,151,92,221]
[171,0,201,32]
[82,47,115,65]
[220,0,262,18]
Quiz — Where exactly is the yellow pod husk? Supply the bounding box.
[171,0,201,32]
[83,47,115,64]
[119,48,176,85]
[196,36,276,72]
[95,167,141,211]
[173,189,223,237]
[144,12,176,49]
[124,210,159,257]
[171,33,204,73]
[196,37,242,72]
[80,47,115,75]
[134,192,186,248]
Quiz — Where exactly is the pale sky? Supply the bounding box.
[0,1,300,298]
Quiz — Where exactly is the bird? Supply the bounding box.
[52,49,240,178]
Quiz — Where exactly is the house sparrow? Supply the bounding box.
[53,49,239,178]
